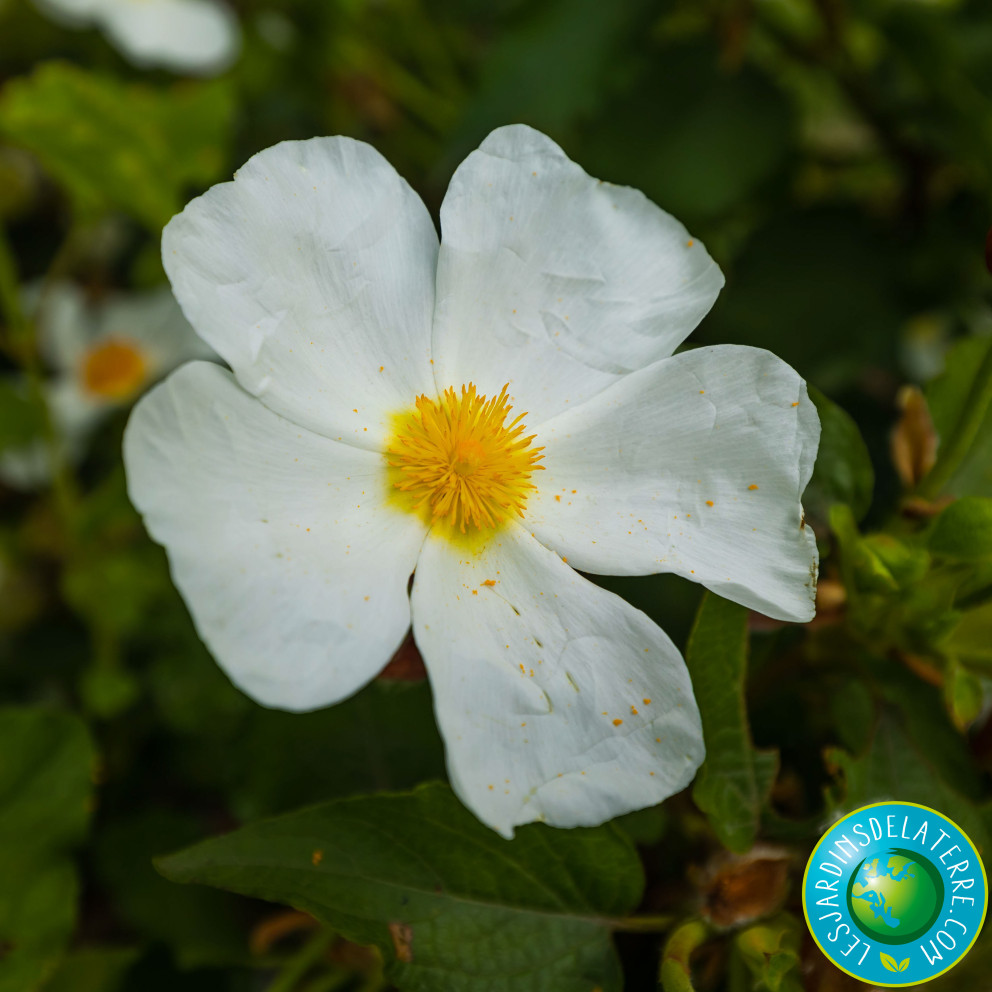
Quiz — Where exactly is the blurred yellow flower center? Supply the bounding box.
[81,339,147,400]
[387,383,544,534]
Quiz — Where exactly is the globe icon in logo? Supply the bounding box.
[847,848,944,944]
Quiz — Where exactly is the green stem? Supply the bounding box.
[612,913,676,933]
[918,341,992,499]
[266,927,337,992]
[659,919,710,992]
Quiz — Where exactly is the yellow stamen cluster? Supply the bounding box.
[81,339,147,400]
[388,383,544,534]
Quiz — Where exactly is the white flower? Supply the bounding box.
[1,282,213,489]
[124,125,820,837]
[33,0,239,75]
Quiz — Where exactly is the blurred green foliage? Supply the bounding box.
[1,0,992,990]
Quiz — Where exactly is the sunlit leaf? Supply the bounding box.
[0,62,234,229]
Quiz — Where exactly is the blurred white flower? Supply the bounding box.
[1,283,213,489]
[125,125,819,836]
[33,0,239,75]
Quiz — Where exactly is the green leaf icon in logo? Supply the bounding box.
[880,952,899,972]
[899,958,910,971]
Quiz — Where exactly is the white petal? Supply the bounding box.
[528,345,820,622]
[123,362,427,711]
[432,125,724,426]
[100,0,240,75]
[411,523,704,837]
[96,287,215,375]
[162,137,438,447]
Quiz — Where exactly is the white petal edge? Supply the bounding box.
[432,124,725,427]
[123,361,428,711]
[162,137,438,448]
[100,0,240,75]
[412,522,704,838]
[527,345,820,622]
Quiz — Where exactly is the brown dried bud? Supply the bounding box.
[890,385,937,489]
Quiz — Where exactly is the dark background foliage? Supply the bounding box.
[1,0,992,990]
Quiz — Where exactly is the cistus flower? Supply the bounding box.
[32,0,239,75]
[0,282,213,489]
[124,125,819,837]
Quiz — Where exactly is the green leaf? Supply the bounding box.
[804,386,874,523]
[923,336,992,498]
[732,913,802,992]
[0,708,96,992]
[944,659,984,730]
[880,951,899,972]
[0,63,234,230]
[825,713,991,854]
[930,497,992,560]
[943,598,992,670]
[685,593,777,853]
[156,781,643,992]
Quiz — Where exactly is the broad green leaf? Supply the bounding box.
[880,952,899,973]
[685,594,777,853]
[804,386,874,523]
[825,714,991,853]
[0,63,234,230]
[0,708,96,992]
[923,336,992,498]
[929,497,992,559]
[156,782,643,992]
[732,913,802,992]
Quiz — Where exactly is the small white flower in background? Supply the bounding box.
[124,125,820,837]
[33,0,239,75]
[0,282,213,489]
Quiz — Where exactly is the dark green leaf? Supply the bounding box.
[804,386,874,523]
[156,781,643,992]
[825,714,991,853]
[685,594,777,853]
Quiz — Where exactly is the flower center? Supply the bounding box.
[387,383,544,535]
[81,339,147,400]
